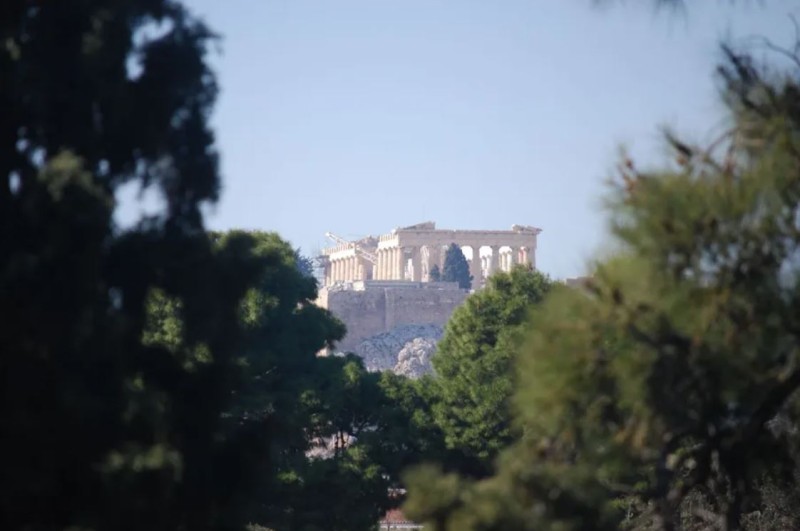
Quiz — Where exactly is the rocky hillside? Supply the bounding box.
[345,324,443,378]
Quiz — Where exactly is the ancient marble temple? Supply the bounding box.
[319,221,541,289]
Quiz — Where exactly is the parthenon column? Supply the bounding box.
[518,247,528,268]
[429,245,442,273]
[384,249,391,279]
[394,247,404,280]
[489,246,500,277]
[411,247,422,282]
[523,246,536,269]
[509,247,519,268]
[469,247,482,290]
[421,246,430,281]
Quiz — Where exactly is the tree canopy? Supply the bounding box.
[0,3,350,530]
[0,3,452,529]
[255,353,451,531]
[12,2,800,531]
[431,266,554,475]
[405,40,800,531]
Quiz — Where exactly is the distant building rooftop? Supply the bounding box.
[378,507,423,529]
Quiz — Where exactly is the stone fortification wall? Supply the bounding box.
[324,288,386,353]
[318,281,467,354]
[384,286,464,331]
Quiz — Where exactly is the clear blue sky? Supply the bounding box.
[124,1,797,278]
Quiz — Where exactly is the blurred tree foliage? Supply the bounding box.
[140,230,348,529]
[143,231,450,531]
[405,39,800,531]
[247,351,451,531]
[0,3,346,530]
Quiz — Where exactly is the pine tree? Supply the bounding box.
[405,38,800,531]
[431,267,553,475]
[442,243,472,290]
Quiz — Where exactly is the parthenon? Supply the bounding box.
[319,222,541,289]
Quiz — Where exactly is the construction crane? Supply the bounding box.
[324,231,352,248]
[324,232,377,264]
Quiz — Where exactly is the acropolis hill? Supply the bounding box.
[316,222,541,374]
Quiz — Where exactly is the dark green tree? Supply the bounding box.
[146,234,447,531]
[145,234,427,531]
[431,266,553,475]
[405,41,800,531]
[442,243,472,290]
[354,372,451,487]
[0,3,334,530]
[141,230,346,529]
[248,354,389,531]
[258,356,450,531]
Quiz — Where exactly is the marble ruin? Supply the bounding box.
[319,221,541,289]
[316,222,542,374]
